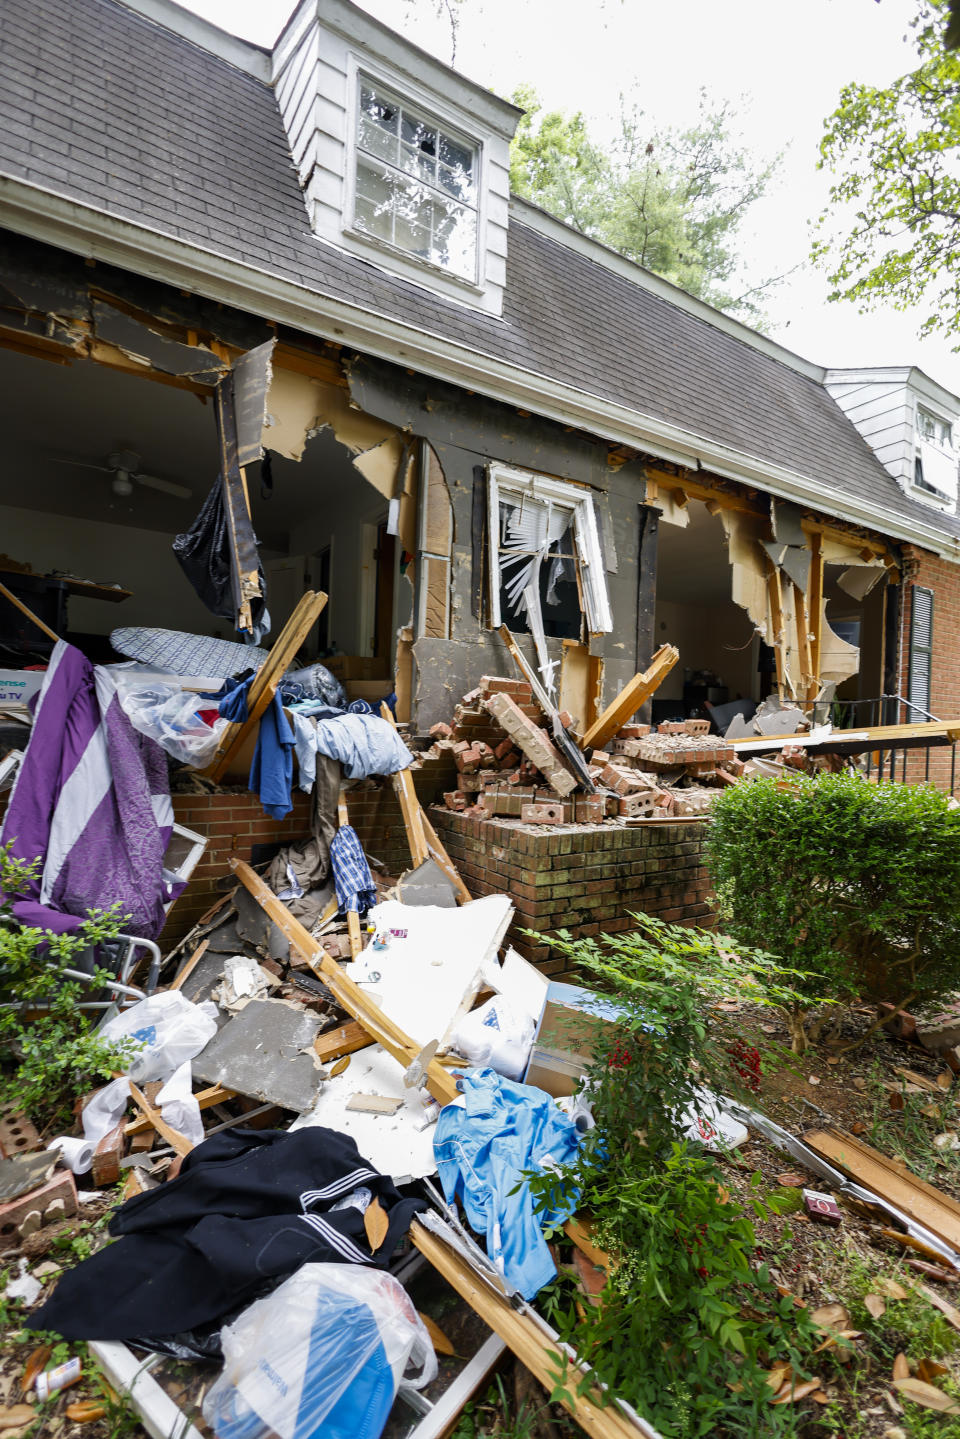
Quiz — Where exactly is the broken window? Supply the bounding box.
[352,79,478,282]
[486,465,613,645]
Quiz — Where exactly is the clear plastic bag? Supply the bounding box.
[203,1263,437,1439]
[98,991,218,1083]
[116,681,228,767]
[450,995,535,1081]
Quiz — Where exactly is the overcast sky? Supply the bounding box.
[181,0,960,395]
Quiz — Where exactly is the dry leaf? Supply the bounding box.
[893,1377,960,1413]
[776,1172,808,1188]
[329,1055,351,1077]
[811,1302,850,1329]
[765,1363,792,1391]
[851,1120,868,1134]
[916,1358,949,1383]
[418,1312,456,1356]
[770,1378,823,1405]
[889,1090,905,1111]
[21,1345,51,1392]
[937,1071,953,1090]
[827,1056,840,1066]
[65,1401,107,1423]
[0,1410,37,1432]
[811,1390,830,1403]
[865,1294,887,1319]
[853,1076,867,1090]
[363,1197,389,1254]
[716,1184,730,1205]
[877,1278,909,1300]
[893,1353,910,1380]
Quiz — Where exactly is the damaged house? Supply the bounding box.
[2,0,960,958]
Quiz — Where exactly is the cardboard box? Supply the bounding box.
[0,669,43,705]
[523,981,627,1098]
[325,655,390,681]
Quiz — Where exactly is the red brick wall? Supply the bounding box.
[895,547,960,793]
[432,809,712,973]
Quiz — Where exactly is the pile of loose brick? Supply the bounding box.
[416,677,747,825]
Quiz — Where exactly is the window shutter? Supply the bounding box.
[908,585,934,716]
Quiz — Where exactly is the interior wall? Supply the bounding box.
[654,599,758,702]
[0,503,227,637]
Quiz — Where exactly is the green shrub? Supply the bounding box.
[530,918,817,1437]
[0,842,133,1131]
[707,771,960,1052]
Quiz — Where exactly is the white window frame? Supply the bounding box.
[343,60,486,294]
[912,402,958,507]
[486,464,613,634]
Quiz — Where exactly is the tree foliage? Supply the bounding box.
[815,0,960,344]
[509,86,777,321]
[708,772,960,1051]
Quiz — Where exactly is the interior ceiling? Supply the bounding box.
[0,346,376,551]
[656,499,734,605]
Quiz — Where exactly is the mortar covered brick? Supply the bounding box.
[432,808,712,967]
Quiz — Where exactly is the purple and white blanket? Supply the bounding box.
[1,641,179,938]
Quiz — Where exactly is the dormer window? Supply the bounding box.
[352,78,479,282]
[914,406,958,506]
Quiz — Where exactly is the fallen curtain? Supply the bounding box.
[0,640,178,938]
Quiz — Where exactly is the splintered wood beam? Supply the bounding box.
[0,579,61,644]
[125,1084,235,1137]
[313,1020,373,1064]
[807,532,824,705]
[765,562,786,696]
[421,809,473,903]
[379,702,430,866]
[410,1220,656,1439]
[793,583,813,699]
[207,589,327,779]
[228,857,459,1106]
[128,1082,194,1156]
[581,645,679,752]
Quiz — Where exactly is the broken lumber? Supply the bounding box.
[0,579,61,644]
[128,1083,194,1157]
[484,691,576,797]
[169,938,209,992]
[411,1217,655,1439]
[805,1128,960,1255]
[228,857,459,1106]
[580,647,679,752]
[207,589,327,780]
[124,1085,235,1138]
[380,703,470,899]
[313,1021,373,1064]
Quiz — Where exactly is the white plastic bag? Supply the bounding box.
[203,1264,437,1439]
[117,681,227,768]
[451,995,535,1081]
[98,991,218,1083]
[156,1061,204,1147]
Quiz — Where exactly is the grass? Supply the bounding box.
[865,1061,960,1194]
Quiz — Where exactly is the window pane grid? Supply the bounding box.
[355,80,478,280]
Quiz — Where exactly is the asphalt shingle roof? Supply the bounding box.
[3,0,958,542]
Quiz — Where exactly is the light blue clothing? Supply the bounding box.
[433,1068,581,1300]
[290,711,318,793]
[312,714,413,780]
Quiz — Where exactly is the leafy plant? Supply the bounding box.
[707,773,960,1052]
[528,918,818,1437]
[0,842,133,1131]
[814,0,960,347]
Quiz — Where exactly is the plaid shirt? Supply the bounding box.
[330,824,377,916]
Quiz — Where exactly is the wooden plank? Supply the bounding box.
[731,719,960,753]
[124,1084,235,1137]
[128,1082,194,1157]
[644,465,764,517]
[313,1021,373,1064]
[421,809,472,903]
[581,646,679,752]
[804,1128,960,1252]
[807,531,824,705]
[410,1220,655,1439]
[379,703,429,865]
[228,858,459,1106]
[793,582,813,698]
[169,938,209,992]
[0,579,61,643]
[766,562,786,697]
[208,590,327,779]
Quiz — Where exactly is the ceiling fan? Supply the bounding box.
[52,448,193,500]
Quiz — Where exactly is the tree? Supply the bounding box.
[815,0,960,344]
[509,86,778,321]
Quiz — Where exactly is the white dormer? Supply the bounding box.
[272,0,521,315]
[824,366,960,515]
